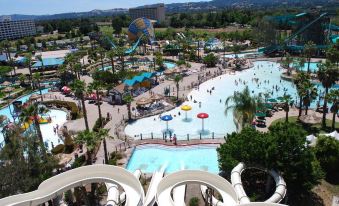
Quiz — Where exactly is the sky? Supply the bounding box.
[0,0,206,15]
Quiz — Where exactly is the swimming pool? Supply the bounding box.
[126,144,219,174]
[164,61,177,69]
[125,61,337,139]
[290,62,320,73]
[0,89,67,150]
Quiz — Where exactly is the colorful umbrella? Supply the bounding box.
[197,113,209,131]
[181,105,192,120]
[161,115,173,132]
[61,86,69,91]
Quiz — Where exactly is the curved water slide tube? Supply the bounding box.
[144,164,167,206]
[201,185,223,206]
[0,165,145,206]
[156,170,238,206]
[231,163,287,204]
[105,36,143,55]
[173,163,186,206]
[106,170,142,206]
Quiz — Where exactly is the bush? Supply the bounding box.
[203,53,218,67]
[108,152,123,166]
[189,197,199,206]
[64,134,74,154]
[72,155,86,168]
[43,100,79,120]
[51,144,65,155]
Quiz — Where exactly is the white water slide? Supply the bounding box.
[0,165,145,206]
[144,164,167,206]
[106,170,142,206]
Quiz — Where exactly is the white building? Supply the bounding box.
[0,17,36,40]
[129,3,165,23]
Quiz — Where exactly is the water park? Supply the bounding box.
[0,8,338,206]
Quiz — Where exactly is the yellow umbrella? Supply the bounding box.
[181,105,192,120]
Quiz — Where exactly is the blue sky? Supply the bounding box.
[0,0,206,15]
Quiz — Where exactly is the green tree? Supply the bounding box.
[174,74,182,100]
[282,53,293,75]
[225,86,261,129]
[280,94,292,122]
[203,53,218,68]
[33,72,43,101]
[36,55,44,76]
[112,16,124,35]
[314,135,339,184]
[0,66,13,78]
[302,81,318,115]
[107,50,116,74]
[155,52,164,69]
[123,94,133,121]
[24,53,33,88]
[317,62,339,128]
[294,72,310,117]
[19,104,49,157]
[327,89,339,130]
[326,42,339,68]
[303,41,316,73]
[88,81,104,128]
[70,80,89,131]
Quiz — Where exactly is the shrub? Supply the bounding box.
[71,155,86,168]
[189,197,199,206]
[43,100,79,120]
[108,152,123,166]
[51,144,65,155]
[64,133,75,154]
[93,117,109,132]
[203,53,218,67]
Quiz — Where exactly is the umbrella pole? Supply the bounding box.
[166,121,169,133]
[185,111,187,120]
[202,119,204,131]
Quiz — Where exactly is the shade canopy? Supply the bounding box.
[163,69,174,75]
[1,81,12,86]
[255,112,266,117]
[181,105,192,111]
[136,97,152,106]
[150,94,163,101]
[161,115,173,121]
[197,113,209,119]
[3,87,14,93]
[267,98,277,103]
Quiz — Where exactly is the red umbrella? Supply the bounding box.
[61,86,69,91]
[63,87,71,94]
[197,113,209,131]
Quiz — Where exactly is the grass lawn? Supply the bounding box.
[271,116,339,134]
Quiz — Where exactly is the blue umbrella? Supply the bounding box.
[161,115,173,132]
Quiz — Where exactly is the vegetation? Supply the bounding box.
[43,100,80,120]
[174,74,183,100]
[203,53,218,67]
[189,197,200,206]
[70,80,89,130]
[218,122,323,204]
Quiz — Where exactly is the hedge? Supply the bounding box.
[43,100,79,120]
[51,144,65,155]
[64,134,74,154]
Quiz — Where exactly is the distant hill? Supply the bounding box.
[0,9,127,21]
[1,0,337,21]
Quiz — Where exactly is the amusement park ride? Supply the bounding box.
[260,8,339,56]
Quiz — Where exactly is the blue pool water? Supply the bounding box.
[290,62,320,73]
[125,61,337,139]
[126,144,219,174]
[164,61,176,69]
[0,88,67,150]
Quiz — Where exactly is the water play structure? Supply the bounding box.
[0,164,288,206]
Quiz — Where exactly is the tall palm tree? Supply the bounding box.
[327,89,339,130]
[280,94,293,122]
[107,50,116,74]
[123,94,133,121]
[174,74,182,100]
[36,55,44,76]
[302,81,318,115]
[294,57,306,72]
[116,47,125,71]
[225,86,261,129]
[19,104,49,157]
[24,53,33,88]
[294,72,310,117]
[70,80,89,131]
[74,130,99,165]
[317,62,339,128]
[304,41,316,73]
[33,72,43,101]
[88,81,103,127]
[97,48,106,71]
[282,53,293,75]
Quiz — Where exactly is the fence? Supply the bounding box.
[125,132,227,141]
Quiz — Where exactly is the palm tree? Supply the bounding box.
[317,62,339,128]
[97,48,106,71]
[294,72,310,117]
[19,104,49,157]
[123,94,133,121]
[88,81,104,127]
[70,80,89,131]
[36,55,44,76]
[294,57,306,72]
[74,130,99,165]
[24,53,33,88]
[280,94,293,122]
[33,72,43,101]
[174,74,182,100]
[116,47,125,71]
[107,50,116,74]
[282,53,293,75]
[302,81,318,115]
[327,89,339,130]
[225,86,261,129]
[304,41,316,73]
